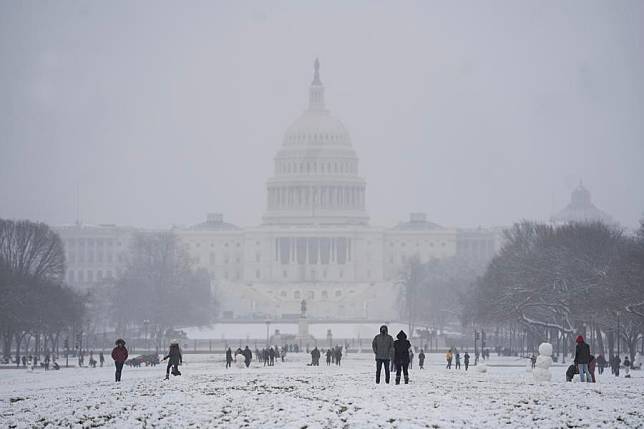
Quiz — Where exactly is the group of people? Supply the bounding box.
[564,335,637,382]
[224,346,287,368]
[16,354,61,371]
[325,345,343,366]
[107,329,641,384]
[445,349,471,370]
[110,338,183,382]
[372,325,414,384]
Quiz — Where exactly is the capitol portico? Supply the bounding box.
[55,60,500,320]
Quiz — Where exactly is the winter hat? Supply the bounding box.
[380,325,388,334]
[115,338,126,346]
[397,330,407,340]
[576,335,584,343]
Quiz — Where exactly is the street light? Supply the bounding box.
[265,319,271,347]
[143,320,150,352]
[616,311,621,358]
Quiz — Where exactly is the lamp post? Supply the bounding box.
[265,319,271,347]
[143,319,150,352]
[616,311,621,358]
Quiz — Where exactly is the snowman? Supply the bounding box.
[533,342,553,382]
[235,352,246,368]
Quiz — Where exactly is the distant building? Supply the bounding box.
[53,223,136,290]
[550,183,613,225]
[55,60,500,320]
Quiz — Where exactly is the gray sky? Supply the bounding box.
[1,0,643,229]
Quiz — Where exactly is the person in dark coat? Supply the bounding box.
[613,355,621,376]
[566,364,578,382]
[163,341,182,380]
[596,354,606,374]
[269,347,275,366]
[418,350,425,369]
[455,352,461,369]
[574,335,592,382]
[588,354,597,382]
[335,346,342,366]
[312,347,321,366]
[372,325,394,384]
[243,346,252,368]
[464,352,470,371]
[393,330,411,384]
[326,349,332,366]
[111,338,128,382]
[225,347,233,368]
[99,351,105,367]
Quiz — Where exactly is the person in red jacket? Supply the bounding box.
[111,338,128,382]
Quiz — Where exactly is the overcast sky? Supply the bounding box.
[1,1,643,229]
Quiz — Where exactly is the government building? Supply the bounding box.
[55,61,501,320]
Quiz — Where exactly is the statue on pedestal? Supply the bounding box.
[300,299,307,318]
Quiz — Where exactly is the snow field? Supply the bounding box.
[1,353,643,428]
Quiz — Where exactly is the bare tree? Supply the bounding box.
[0,219,82,363]
[112,232,214,350]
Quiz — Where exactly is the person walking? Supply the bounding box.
[596,354,606,375]
[162,340,182,380]
[372,325,394,384]
[418,349,425,369]
[446,349,453,369]
[613,354,621,377]
[530,354,536,369]
[111,339,128,382]
[326,349,332,366]
[455,352,461,370]
[409,348,414,370]
[335,346,342,366]
[225,347,233,368]
[99,351,105,367]
[243,346,252,368]
[464,352,470,371]
[588,354,597,383]
[574,335,592,383]
[394,330,411,384]
[311,347,321,366]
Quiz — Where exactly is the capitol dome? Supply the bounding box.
[550,182,613,225]
[263,60,368,226]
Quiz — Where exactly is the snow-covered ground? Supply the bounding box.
[1,353,643,428]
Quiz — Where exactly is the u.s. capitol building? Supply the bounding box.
[56,61,499,320]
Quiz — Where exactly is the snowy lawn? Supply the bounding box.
[1,353,643,428]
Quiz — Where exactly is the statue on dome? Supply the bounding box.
[300,299,307,317]
[312,58,321,85]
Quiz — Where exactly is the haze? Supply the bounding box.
[1,0,643,229]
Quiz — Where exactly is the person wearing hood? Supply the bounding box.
[372,325,394,384]
[225,347,233,368]
[418,349,425,369]
[163,340,182,380]
[111,338,128,382]
[394,330,411,384]
[243,346,252,368]
[573,335,592,383]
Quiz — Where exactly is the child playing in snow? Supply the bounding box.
[162,340,182,380]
